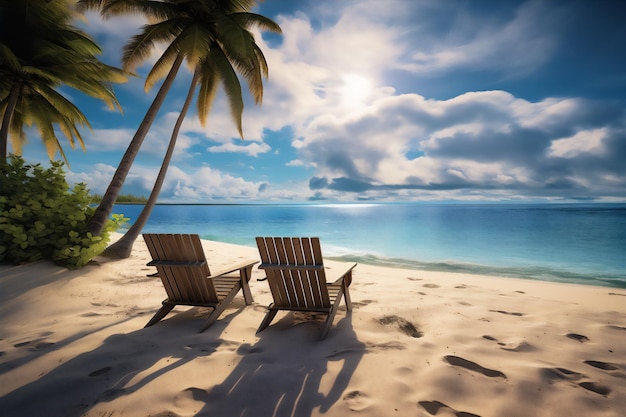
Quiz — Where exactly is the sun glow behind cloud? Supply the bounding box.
[339,73,373,108]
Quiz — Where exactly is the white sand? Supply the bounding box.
[1,235,625,417]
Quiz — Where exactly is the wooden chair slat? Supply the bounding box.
[143,233,257,331]
[255,236,357,339]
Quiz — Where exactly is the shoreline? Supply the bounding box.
[326,253,626,289]
[196,236,626,289]
[1,235,625,416]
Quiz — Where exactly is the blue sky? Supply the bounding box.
[14,0,626,203]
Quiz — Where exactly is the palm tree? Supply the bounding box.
[105,69,200,258]
[0,0,125,163]
[88,0,281,258]
[77,0,280,240]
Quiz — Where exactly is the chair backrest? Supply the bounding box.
[144,234,217,303]
[256,237,330,309]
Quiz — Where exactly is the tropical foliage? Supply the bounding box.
[0,0,126,164]
[0,156,128,268]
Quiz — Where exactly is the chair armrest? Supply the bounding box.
[328,263,357,286]
[210,259,259,278]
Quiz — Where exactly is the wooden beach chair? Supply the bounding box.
[143,233,258,332]
[255,237,357,340]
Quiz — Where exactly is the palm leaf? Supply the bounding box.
[196,58,219,125]
[123,20,184,70]
[207,44,244,137]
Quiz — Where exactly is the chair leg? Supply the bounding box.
[343,284,352,311]
[199,284,241,333]
[257,307,278,334]
[321,287,345,340]
[240,266,254,305]
[145,304,175,328]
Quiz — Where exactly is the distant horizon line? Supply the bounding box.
[111,200,626,206]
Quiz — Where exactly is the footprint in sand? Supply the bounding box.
[540,367,611,395]
[566,333,590,343]
[88,366,112,377]
[343,390,374,412]
[378,315,423,338]
[489,310,524,316]
[444,355,506,379]
[583,360,619,371]
[13,340,55,351]
[578,381,611,396]
[30,342,55,351]
[541,367,585,382]
[418,400,481,417]
[423,283,440,289]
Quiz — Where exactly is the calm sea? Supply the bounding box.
[113,203,626,289]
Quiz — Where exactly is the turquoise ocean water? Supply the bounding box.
[114,203,626,289]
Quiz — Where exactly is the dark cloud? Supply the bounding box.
[424,128,549,165]
[309,176,329,190]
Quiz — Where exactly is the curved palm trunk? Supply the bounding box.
[104,68,201,258]
[86,54,184,236]
[1,82,22,161]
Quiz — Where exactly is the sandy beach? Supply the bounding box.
[1,235,625,417]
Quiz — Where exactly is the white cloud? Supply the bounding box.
[168,166,262,201]
[289,85,625,199]
[66,163,116,193]
[207,142,271,157]
[548,128,609,158]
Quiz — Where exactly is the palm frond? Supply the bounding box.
[230,12,282,33]
[176,23,213,67]
[144,42,181,92]
[196,58,219,125]
[207,45,244,138]
[123,19,185,70]
[0,42,21,72]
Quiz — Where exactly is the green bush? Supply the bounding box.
[0,156,128,268]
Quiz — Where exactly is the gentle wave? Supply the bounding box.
[324,252,626,289]
[223,238,626,289]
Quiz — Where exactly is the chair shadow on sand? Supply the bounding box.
[1,291,365,417]
[193,312,366,417]
[0,304,245,417]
